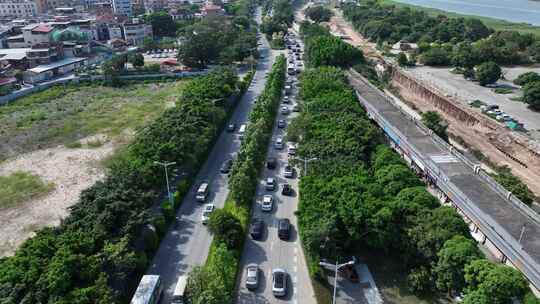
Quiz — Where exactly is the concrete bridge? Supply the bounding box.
[348,69,540,295]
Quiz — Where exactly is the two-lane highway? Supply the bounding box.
[236,31,316,304]
[144,9,280,303]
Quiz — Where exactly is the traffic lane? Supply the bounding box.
[147,39,276,303]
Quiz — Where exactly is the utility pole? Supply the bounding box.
[319,258,356,304]
[294,156,318,175]
[519,224,526,247]
[154,161,176,204]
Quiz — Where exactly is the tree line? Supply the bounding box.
[342,1,540,68]
[186,55,286,304]
[261,0,294,48]
[0,67,243,304]
[290,24,538,302]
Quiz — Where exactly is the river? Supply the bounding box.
[392,0,540,26]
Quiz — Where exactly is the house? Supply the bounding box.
[391,41,418,52]
[26,43,63,67]
[0,0,37,18]
[201,3,224,17]
[0,48,30,70]
[24,56,85,83]
[122,19,152,45]
[170,8,194,20]
[21,23,54,47]
[108,37,127,51]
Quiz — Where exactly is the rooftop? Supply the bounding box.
[27,57,85,74]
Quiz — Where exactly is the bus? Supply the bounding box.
[171,275,189,304]
[130,275,162,304]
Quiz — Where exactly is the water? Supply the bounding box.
[392,0,540,26]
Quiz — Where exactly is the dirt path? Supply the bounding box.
[0,134,115,257]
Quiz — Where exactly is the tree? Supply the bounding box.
[514,72,540,86]
[523,81,540,110]
[128,53,144,68]
[207,209,243,250]
[452,42,480,69]
[397,52,409,67]
[146,12,177,37]
[433,235,481,294]
[141,37,157,51]
[305,35,364,67]
[419,47,451,66]
[421,111,448,141]
[530,40,540,63]
[305,6,333,23]
[407,267,434,295]
[475,61,501,86]
[492,166,534,205]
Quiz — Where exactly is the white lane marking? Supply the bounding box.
[294,247,298,254]
[293,276,298,283]
[293,265,297,273]
[270,240,274,251]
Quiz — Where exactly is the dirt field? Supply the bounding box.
[0,81,183,257]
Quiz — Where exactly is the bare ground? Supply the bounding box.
[0,134,115,256]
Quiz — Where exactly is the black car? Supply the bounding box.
[220,159,233,174]
[266,157,277,169]
[278,219,291,240]
[281,183,292,196]
[250,218,264,240]
[227,123,236,132]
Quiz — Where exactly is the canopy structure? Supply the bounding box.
[52,27,89,43]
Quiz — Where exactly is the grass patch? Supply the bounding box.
[0,171,55,209]
[64,141,82,149]
[0,81,186,159]
[380,0,540,37]
[493,87,514,94]
[510,96,525,102]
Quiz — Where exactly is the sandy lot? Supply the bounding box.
[0,134,115,257]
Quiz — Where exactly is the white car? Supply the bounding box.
[280,106,289,115]
[272,268,287,297]
[201,204,215,224]
[245,264,259,290]
[287,143,297,155]
[261,195,274,212]
[275,137,284,149]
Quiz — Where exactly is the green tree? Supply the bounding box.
[407,267,434,295]
[305,6,333,23]
[514,72,540,86]
[530,40,540,63]
[397,52,409,67]
[146,12,177,37]
[141,37,157,51]
[421,111,448,141]
[128,53,144,68]
[475,61,501,86]
[305,35,364,67]
[492,166,534,205]
[452,42,480,68]
[434,235,482,294]
[420,47,451,66]
[207,209,243,250]
[523,81,540,110]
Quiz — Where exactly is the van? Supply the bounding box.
[171,275,188,304]
[238,124,247,140]
[196,182,209,202]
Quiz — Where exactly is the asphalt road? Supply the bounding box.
[235,34,316,304]
[145,9,280,303]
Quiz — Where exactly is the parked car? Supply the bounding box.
[227,123,236,132]
[287,143,297,155]
[275,137,284,149]
[266,177,276,191]
[278,218,291,240]
[245,264,260,290]
[201,204,215,224]
[220,159,233,174]
[266,157,277,169]
[280,106,289,115]
[292,104,300,112]
[272,269,287,297]
[250,218,264,240]
[283,164,294,178]
[281,183,292,196]
[261,195,274,212]
[278,119,286,128]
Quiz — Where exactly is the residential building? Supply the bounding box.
[6,34,25,48]
[21,23,53,46]
[201,3,223,17]
[0,0,37,18]
[108,24,122,39]
[143,0,165,13]
[111,0,131,16]
[24,56,85,83]
[26,42,62,67]
[0,47,30,69]
[169,7,194,20]
[122,18,151,45]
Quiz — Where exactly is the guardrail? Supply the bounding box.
[348,69,540,291]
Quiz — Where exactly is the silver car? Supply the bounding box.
[245,264,259,290]
[272,268,287,297]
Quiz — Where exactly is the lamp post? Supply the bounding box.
[154,161,176,204]
[294,156,318,175]
[319,259,355,304]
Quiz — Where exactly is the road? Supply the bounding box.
[235,32,316,304]
[145,9,280,303]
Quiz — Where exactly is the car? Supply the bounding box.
[245,264,260,290]
[227,123,236,132]
[275,137,284,149]
[292,104,300,112]
[281,183,292,196]
[277,119,286,128]
[272,269,287,297]
[278,218,291,240]
[265,177,276,191]
[283,164,294,178]
[250,218,264,239]
[283,96,290,103]
[261,195,274,212]
[287,143,297,155]
[220,159,233,174]
[280,106,289,115]
[201,204,215,224]
[339,264,359,283]
[266,157,277,169]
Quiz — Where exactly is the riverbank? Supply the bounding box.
[380,0,540,36]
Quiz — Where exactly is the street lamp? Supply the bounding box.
[154,161,176,204]
[319,259,356,304]
[294,156,318,175]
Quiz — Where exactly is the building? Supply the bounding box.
[122,18,151,45]
[143,0,165,13]
[21,23,54,46]
[0,48,30,69]
[200,3,224,17]
[108,24,122,39]
[24,56,85,83]
[0,0,37,18]
[26,43,63,67]
[169,7,194,20]
[111,0,131,16]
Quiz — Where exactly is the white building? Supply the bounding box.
[122,19,152,45]
[24,56,86,83]
[0,0,37,17]
[21,23,53,47]
[112,0,131,16]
